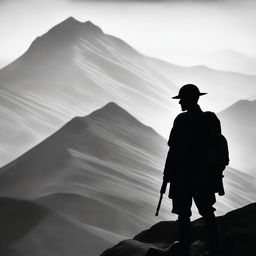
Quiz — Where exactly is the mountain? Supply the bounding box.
[0,197,113,256]
[0,102,169,256]
[218,100,256,172]
[0,16,178,167]
[0,103,256,255]
[100,202,256,256]
[148,57,256,112]
[149,58,256,171]
[201,49,256,76]
[0,16,256,168]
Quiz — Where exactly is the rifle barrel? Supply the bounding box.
[155,193,163,216]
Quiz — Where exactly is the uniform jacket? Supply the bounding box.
[163,105,225,197]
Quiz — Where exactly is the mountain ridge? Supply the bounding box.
[0,17,179,167]
[0,101,164,171]
[0,102,255,256]
[0,16,255,173]
[46,16,103,36]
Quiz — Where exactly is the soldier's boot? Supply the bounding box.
[204,212,219,256]
[177,216,191,256]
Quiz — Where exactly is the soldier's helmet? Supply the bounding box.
[172,84,207,99]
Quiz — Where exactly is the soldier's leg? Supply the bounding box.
[204,211,219,254]
[172,193,192,255]
[178,215,191,255]
[194,192,219,255]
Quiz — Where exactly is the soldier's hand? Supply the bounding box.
[163,172,171,183]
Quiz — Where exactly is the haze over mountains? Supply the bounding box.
[202,49,256,76]
[0,103,167,224]
[0,103,256,256]
[0,14,255,256]
[0,17,255,171]
[218,99,256,171]
[0,103,167,256]
[148,58,256,115]
[0,17,178,167]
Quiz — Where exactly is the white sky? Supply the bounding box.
[0,0,256,74]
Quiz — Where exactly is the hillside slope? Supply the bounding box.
[0,103,255,255]
[0,197,113,256]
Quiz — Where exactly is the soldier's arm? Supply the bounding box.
[163,115,183,182]
[167,114,183,147]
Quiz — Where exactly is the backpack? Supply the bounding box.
[203,111,229,195]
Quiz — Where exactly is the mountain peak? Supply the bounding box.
[85,102,154,131]
[62,16,81,24]
[61,17,99,30]
[88,102,134,121]
[45,17,103,39]
[229,99,256,109]
[60,102,160,141]
[102,101,122,111]
[83,20,103,34]
[84,20,96,26]
[26,17,104,56]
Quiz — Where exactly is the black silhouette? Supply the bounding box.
[155,181,168,216]
[161,84,229,256]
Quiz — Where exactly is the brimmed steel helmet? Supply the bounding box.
[172,84,207,99]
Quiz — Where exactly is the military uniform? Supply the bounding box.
[162,84,226,256]
[163,105,221,255]
[164,104,222,217]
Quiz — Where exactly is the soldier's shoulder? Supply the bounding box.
[175,112,187,119]
[204,110,216,116]
[174,112,188,124]
[204,111,219,120]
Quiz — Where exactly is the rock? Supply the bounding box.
[100,203,256,256]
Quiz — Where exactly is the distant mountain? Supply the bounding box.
[0,103,255,255]
[149,58,256,170]
[202,49,256,76]
[0,17,256,167]
[100,202,256,256]
[218,100,256,172]
[148,57,256,112]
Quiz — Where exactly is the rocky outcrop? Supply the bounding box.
[100,203,256,256]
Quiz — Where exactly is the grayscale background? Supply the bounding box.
[0,1,255,256]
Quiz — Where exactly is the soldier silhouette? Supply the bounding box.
[162,84,229,256]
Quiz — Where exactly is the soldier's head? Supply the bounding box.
[172,84,207,111]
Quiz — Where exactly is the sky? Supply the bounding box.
[1,0,256,74]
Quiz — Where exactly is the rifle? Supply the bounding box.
[155,181,168,216]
